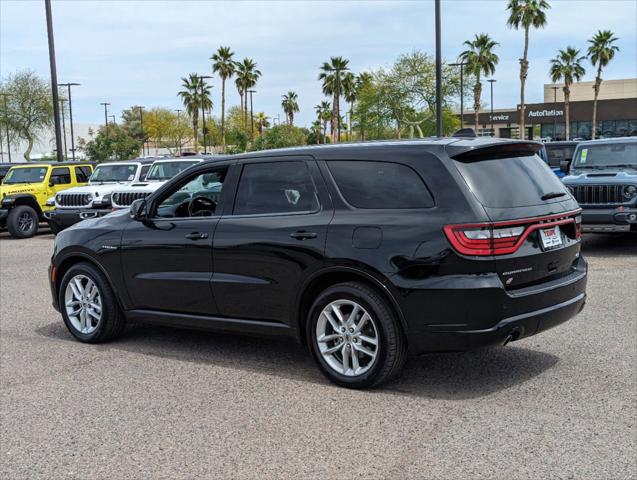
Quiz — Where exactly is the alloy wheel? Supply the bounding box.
[64,274,102,334]
[17,212,34,232]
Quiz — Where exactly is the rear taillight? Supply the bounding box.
[574,215,582,240]
[444,210,581,256]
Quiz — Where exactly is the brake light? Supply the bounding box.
[574,215,582,240]
[444,210,581,256]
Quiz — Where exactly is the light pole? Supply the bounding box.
[450,61,465,129]
[175,109,183,155]
[135,106,145,156]
[198,75,212,154]
[0,93,11,162]
[58,83,80,161]
[488,79,497,136]
[552,85,559,140]
[59,98,68,159]
[248,89,256,139]
[434,0,442,137]
[110,115,116,125]
[45,0,64,162]
[100,102,110,128]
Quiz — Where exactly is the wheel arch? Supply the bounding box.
[295,266,407,347]
[9,194,44,216]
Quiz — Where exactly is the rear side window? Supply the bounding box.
[74,166,91,182]
[234,162,319,215]
[453,155,567,208]
[328,161,434,209]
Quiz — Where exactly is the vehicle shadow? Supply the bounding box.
[581,232,637,257]
[0,226,54,240]
[37,320,558,400]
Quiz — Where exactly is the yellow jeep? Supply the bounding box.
[0,162,94,238]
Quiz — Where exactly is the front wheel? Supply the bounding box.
[6,205,39,238]
[59,262,126,343]
[307,282,407,389]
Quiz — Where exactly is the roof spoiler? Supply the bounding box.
[447,141,542,162]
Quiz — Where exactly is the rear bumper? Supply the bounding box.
[396,256,588,354]
[45,208,112,229]
[581,206,637,231]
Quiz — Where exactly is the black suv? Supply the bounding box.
[49,139,587,388]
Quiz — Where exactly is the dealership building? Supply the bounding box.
[460,78,637,140]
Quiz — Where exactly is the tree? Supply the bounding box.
[0,71,53,160]
[224,106,250,151]
[281,91,299,125]
[319,56,349,142]
[80,124,141,161]
[211,46,236,152]
[251,124,307,151]
[460,34,499,133]
[234,58,261,129]
[178,73,212,150]
[507,0,550,140]
[315,100,331,143]
[342,72,357,141]
[309,120,322,144]
[588,30,619,139]
[550,47,586,140]
[254,112,270,135]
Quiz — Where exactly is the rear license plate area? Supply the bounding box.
[539,225,563,250]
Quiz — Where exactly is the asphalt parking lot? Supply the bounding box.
[0,229,635,479]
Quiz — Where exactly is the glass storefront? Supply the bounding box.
[540,119,637,140]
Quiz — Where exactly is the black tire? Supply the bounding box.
[48,221,64,235]
[307,282,407,389]
[6,205,39,239]
[59,262,126,343]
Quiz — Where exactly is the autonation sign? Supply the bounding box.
[528,109,564,118]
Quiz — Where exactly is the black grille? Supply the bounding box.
[57,193,92,207]
[112,191,150,207]
[569,185,626,205]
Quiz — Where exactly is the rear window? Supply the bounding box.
[453,155,567,208]
[328,161,434,209]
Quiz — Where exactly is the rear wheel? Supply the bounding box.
[307,282,407,389]
[7,205,39,239]
[59,262,126,343]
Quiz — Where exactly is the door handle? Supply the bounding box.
[185,232,208,240]
[290,231,318,240]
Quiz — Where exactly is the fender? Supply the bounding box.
[2,193,43,215]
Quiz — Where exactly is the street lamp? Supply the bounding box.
[135,106,145,156]
[110,115,116,125]
[59,97,68,159]
[248,89,256,139]
[434,0,442,137]
[488,79,497,136]
[100,102,110,128]
[450,61,465,129]
[552,85,560,140]
[45,0,63,162]
[58,83,80,161]
[0,92,11,162]
[175,109,183,155]
[198,75,212,154]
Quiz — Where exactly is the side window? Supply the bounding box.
[154,167,227,218]
[50,167,71,185]
[234,162,319,216]
[74,166,91,182]
[327,161,434,209]
[140,165,151,181]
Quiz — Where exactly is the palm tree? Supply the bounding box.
[178,73,212,150]
[254,112,270,135]
[506,0,550,140]
[211,46,235,151]
[311,120,322,145]
[281,91,299,125]
[235,58,261,128]
[314,100,331,143]
[550,47,586,140]
[588,30,619,139]
[460,34,499,134]
[342,72,357,141]
[319,56,349,143]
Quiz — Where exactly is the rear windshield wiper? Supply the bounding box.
[541,191,567,201]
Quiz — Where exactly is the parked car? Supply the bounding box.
[562,137,637,233]
[0,162,93,238]
[50,139,587,388]
[44,159,155,234]
[0,163,14,184]
[110,157,205,208]
[544,141,579,178]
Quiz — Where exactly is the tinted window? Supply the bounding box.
[328,161,434,209]
[75,166,91,182]
[453,155,567,208]
[545,144,577,167]
[234,162,319,215]
[51,167,71,185]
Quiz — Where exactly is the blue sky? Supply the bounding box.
[1,0,636,128]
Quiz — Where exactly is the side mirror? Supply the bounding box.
[129,198,148,221]
[560,160,571,173]
[48,178,57,187]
